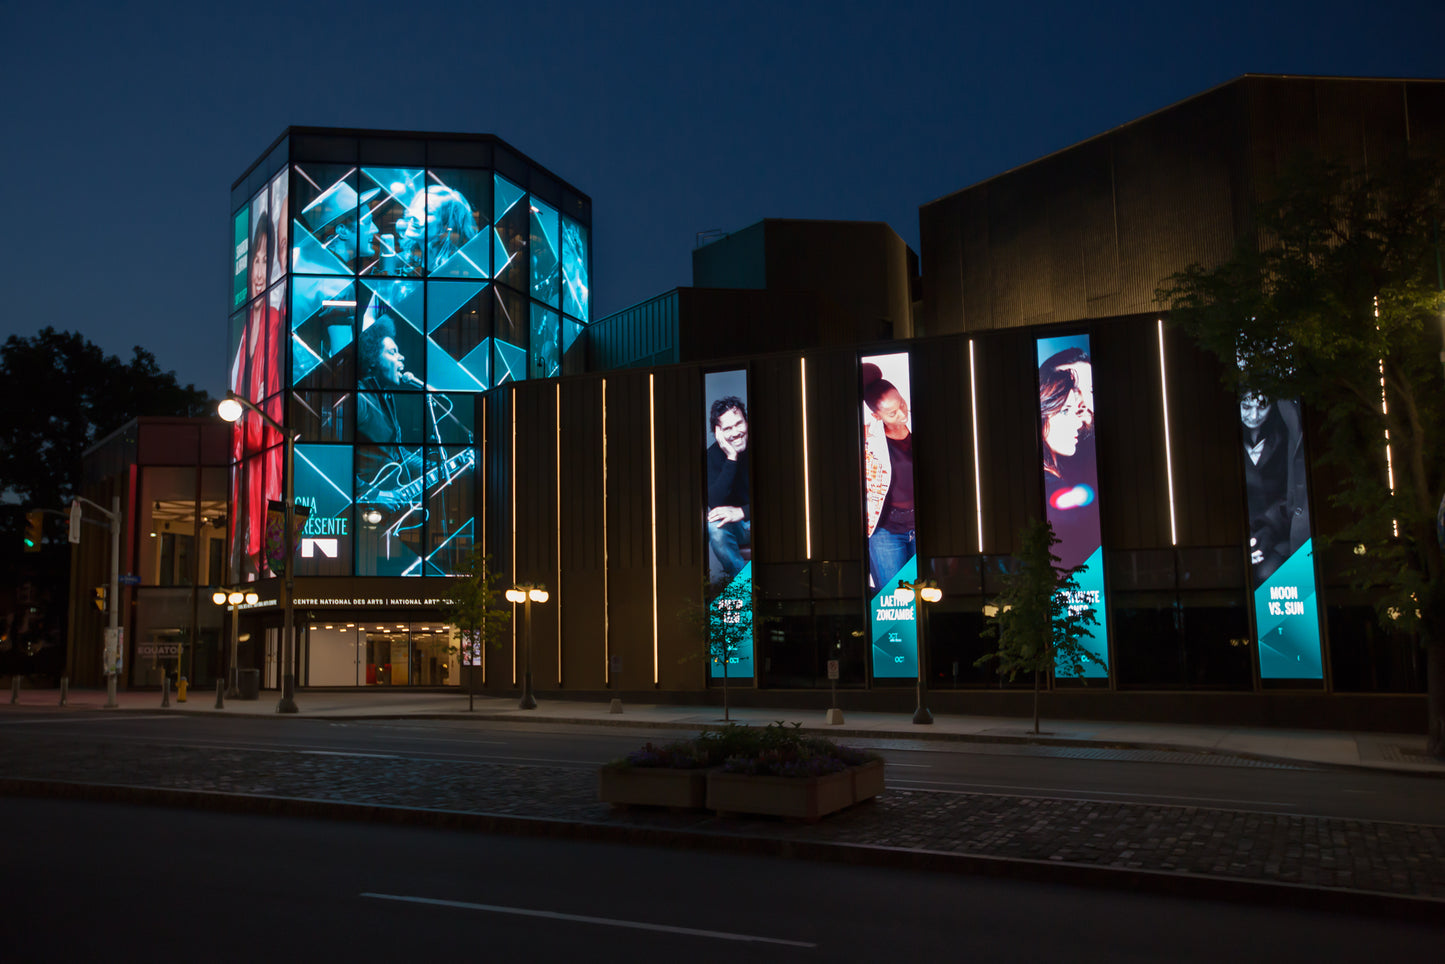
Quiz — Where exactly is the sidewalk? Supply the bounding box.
[6,684,1442,775]
[3,685,1444,919]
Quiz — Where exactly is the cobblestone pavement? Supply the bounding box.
[3,735,1443,904]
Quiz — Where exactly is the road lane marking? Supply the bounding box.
[360,893,816,947]
[889,779,1299,809]
[0,714,181,725]
[299,750,403,759]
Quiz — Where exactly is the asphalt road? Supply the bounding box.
[3,711,1443,824]
[5,797,1442,963]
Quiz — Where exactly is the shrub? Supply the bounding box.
[606,722,880,777]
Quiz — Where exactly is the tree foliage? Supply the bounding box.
[0,327,212,511]
[1157,155,1445,755]
[977,519,1103,733]
[679,578,754,722]
[440,548,511,662]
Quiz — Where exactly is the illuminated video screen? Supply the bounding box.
[1035,334,1108,678]
[1238,391,1322,679]
[860,352,918,679]
[704,369,753,680]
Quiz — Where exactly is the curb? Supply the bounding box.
[154,706,1444,777]
[3,776,1441,923]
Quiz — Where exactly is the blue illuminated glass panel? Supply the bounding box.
[424,444,478,575]
[293,443,354,578]
[359,281,425,391]
[423,169,490,279]
[492,286,527,386]
[291,277,355,390]
[232,205,250,310]
[493,174,528,293]
[530,304,560,379]
[530,196,560,308]
[426,281,491,391]
[355,443,425,576]
[292,164,359,275]
[562,216,590,321]
[1036,334,1108,679]
[268,169,290,286]
[360,167,426,277]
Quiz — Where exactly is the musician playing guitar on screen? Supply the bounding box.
[356,315,422,508]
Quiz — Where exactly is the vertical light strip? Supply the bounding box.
[1157,320,1178,545]
[968,340,984,553]
[1375,297,1399,537]
[511,387,517,685]
[556,382,562,684]
[601,378,610,685]
[481,396,487,684]
[648,373,659,684]
[800,358,812,559]
[1380,356,1398,537]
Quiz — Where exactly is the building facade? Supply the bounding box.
[72,77,1434,726]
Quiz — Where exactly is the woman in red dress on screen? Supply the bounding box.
[229,209,285,580]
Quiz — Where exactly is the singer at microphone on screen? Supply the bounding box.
[356,314,421,507]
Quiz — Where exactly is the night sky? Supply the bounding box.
[3,0,1440,398]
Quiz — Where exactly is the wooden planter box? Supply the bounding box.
[706,760,885,821]
[598,766,711,809]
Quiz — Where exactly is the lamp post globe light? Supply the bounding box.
[896,579,943,725]
[212,588,258,699]
[508,585,550,709]
[218,391,299,713]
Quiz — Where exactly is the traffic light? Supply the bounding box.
[93,586,107,612]
[23,510,43,552]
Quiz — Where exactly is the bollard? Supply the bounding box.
[215,679,225,709]
[59,677,68,707]
[161,675,170,708]
[10,677,18,704]
[177,676,188,703]
[609,698,623,714]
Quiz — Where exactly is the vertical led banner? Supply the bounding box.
[1239,392,1323,679]
[703,370,753,679]
[861,353,917,679]
[1036,336,1108,678]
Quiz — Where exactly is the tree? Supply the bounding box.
[1157,156,1445,757]
[440,547,511,711]
[680,577,754,722]
[976,519,1103,735]
[0,327,212,512]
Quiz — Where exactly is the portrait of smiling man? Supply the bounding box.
[705,394,751,583]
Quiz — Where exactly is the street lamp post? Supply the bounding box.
[211,588,258,698]
[218,393,298,713]
[896,578,943,725]
[505,585,549,709]
[73,495,122,707]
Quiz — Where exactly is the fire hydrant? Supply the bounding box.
[177,675,188,702]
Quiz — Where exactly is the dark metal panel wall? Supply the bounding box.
[1092,318,1172,549]
[800,348,865,570]
[514,380,559,687]
[971,328,1041,555]
[751,355,806,563]
[1161,325,1246,547]
[559,377,606,687]
[652,367,705,690]
[601,370,657,689]
[911,335,978,558]
[921,77,1438,340]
